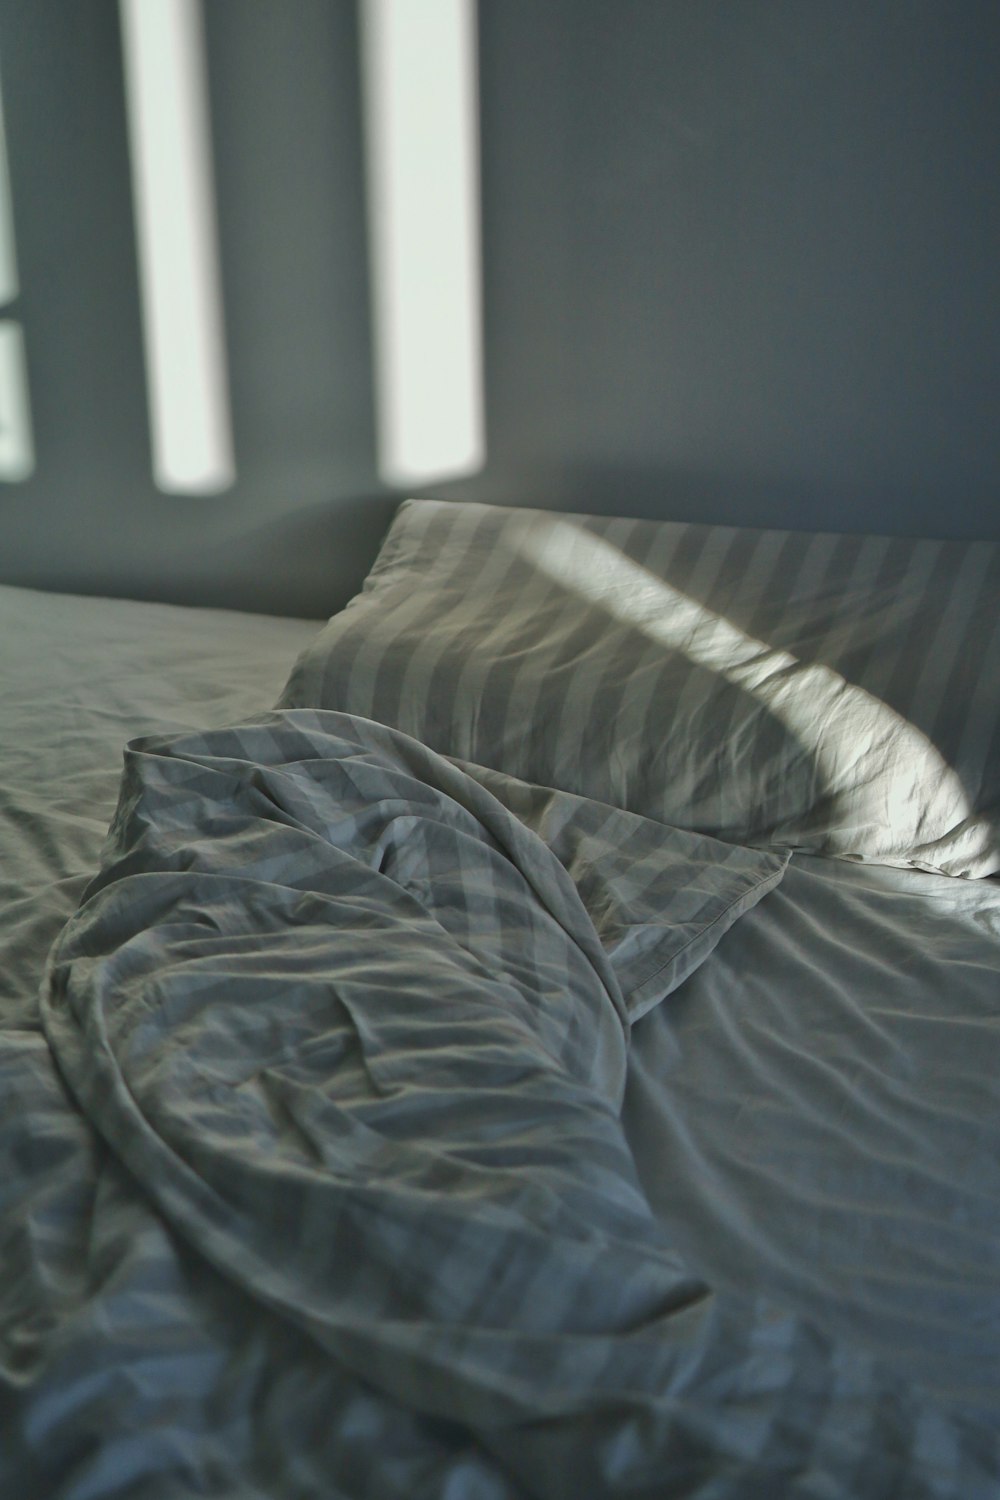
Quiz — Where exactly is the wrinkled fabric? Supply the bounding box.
[279,499,1000,876]
[4,711,993,1496]
[625,851,1000,1421]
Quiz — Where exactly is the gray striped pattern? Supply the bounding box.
[21,711,999,1496]
[280,500,1000,877]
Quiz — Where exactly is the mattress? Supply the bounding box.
[2,508,999,1499]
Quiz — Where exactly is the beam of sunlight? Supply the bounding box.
[518,519,971,842]
[0,59,18,307]
[119,0,234,494]
[0,321,34,480]
[0,49,32,481]
[359,0,485,487]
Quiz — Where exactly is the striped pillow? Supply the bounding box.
[279,499,1000,877]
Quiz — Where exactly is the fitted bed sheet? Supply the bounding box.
[625,853,1000,1419]
[0,582,322,1028]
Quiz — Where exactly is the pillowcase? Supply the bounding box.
[279,498,1000,877]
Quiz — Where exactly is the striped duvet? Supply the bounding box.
[4,711,994,1496]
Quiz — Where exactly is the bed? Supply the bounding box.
[2,499,999,1498]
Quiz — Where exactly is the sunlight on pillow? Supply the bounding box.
[279,499,1000,877]
[517,518,975,872]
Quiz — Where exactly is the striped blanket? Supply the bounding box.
[3,711,995,1496]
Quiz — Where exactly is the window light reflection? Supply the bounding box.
[360,0,485,487]
[0,60,18,307]
[0,321,34,480]
[119,0,234,494]
[0,60,32,483]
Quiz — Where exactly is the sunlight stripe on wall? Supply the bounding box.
[119,0,234,494]
[0,60,18,307]
[0,57,32,481]
[360,0,484,487]
[0,321,33,480]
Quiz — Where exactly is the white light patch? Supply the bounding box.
[360,0,484,486]
[0,321,34,480]
[0,58,31,480]
[0,63,19,307]
[120,0,234,494]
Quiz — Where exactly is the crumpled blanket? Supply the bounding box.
[3,711,995,1496]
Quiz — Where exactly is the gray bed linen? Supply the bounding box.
[0,582,321,1030]
[279,498,1000,877]
[624,854,1000,1423]
[4,709,997,1497]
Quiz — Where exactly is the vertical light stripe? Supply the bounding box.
[0,320,34,480]
[119,0,234,494]
[0,61,18,306]
[0,60,32,481]
[360,0,485,487]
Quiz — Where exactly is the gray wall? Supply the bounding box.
[0,0,997,618]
